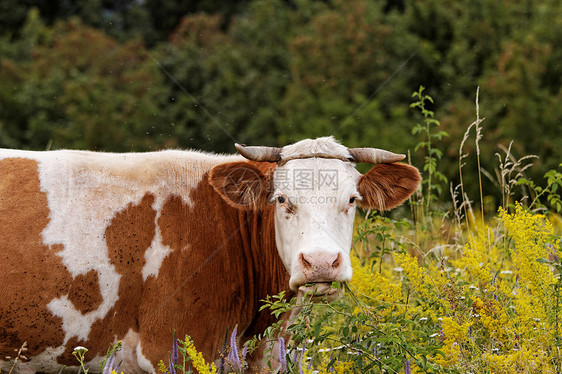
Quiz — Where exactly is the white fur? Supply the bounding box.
[272,157,358,290]
[142,221,172,280]
[280,136,352,160]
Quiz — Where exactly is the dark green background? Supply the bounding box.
[1,0,560,205]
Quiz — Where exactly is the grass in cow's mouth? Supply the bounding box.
[298,281,343,299]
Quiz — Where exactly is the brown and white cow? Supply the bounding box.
[0,136,420,373]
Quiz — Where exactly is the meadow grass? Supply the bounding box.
[230,88,562,374]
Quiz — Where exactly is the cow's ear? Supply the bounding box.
[358,163,421,211]
[209,162,271,209]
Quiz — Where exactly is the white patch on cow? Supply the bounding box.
[280,136,352,160]
[33,150,243,344]
[136,341,155,373]
[47,268,122,343]
[142,218,172,280]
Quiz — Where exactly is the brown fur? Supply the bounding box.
[0,158,73,358]
[358,163,421,210]
[67,270,104,315]
[138,161,291,369]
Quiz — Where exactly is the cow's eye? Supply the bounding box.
[277,196,286,204]
[349,197,356,204]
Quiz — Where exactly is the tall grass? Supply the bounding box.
[247,88,562,374]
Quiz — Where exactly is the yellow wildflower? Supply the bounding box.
[500,205,556,305]
[184,337,218,374]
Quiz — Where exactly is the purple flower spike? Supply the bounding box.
[168,353,177,374]
[405,359,411,374]
[298,347,306,374]
[172,331,178,364]
[278,337,287,373]
[242,345,248,360]
[228,326,242,371]
[102,353,115,374]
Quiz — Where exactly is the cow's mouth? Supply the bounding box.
[298,282,342,299]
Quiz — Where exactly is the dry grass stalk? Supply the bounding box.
[458,87,485,232]
[7,341,28,374]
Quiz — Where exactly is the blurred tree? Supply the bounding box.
[280,0,418,154]
[0,8,51,148]
[0,0,252,46]
[0,0,561,210]
[432,0,562,200]
[156,0,292,152]
[0,12,172,151]
[0,0,32,36]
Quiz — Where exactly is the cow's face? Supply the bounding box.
[210,137,420,296]
[270,158,359,293]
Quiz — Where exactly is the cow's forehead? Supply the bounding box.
[272,158,360,195]
[280,136,351,160]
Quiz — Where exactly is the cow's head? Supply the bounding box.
[209,137,420,296]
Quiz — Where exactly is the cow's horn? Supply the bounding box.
[348,148,406,164]
[235,143,282,162]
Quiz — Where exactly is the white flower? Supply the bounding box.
[73,346,88,352]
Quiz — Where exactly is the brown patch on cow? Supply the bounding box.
[67,270,103,314]
[56,193,157,365]
[358,163,421,210]
[158,195,192,252]
[138,161,292,368]
[0,158,74,358]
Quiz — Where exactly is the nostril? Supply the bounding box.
[300,253,312,268]
[331,253,342,268]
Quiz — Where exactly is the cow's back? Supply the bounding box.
[0,149,255,373]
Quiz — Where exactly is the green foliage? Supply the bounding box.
[0,14,171,151]
[0,0,561,203]
[99,341,123,372]
[517,164,562,213]
[355,211,411,273]
[411,86,448,211]
[252,175,562,374]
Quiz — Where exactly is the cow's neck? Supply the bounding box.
[229,162,295,346]
[139,162,293,368]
